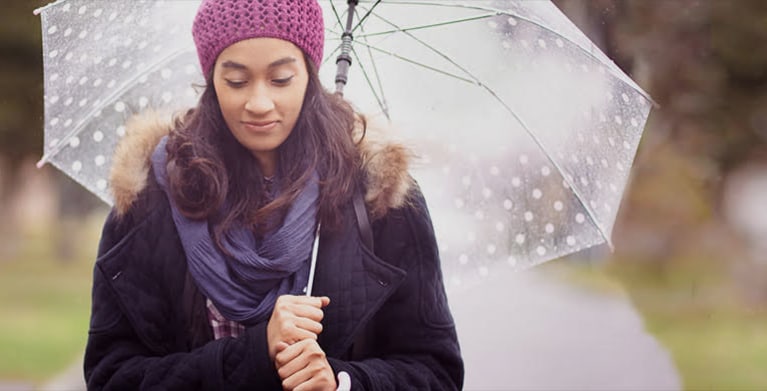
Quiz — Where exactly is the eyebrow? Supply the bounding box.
[220,57,297,70]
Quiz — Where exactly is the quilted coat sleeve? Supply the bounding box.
[328,187,464,390]
[84,204,283,390]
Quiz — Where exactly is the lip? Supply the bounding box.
[242,120,278,133]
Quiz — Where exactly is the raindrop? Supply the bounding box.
[96,179,107,190]
[49,118,59,126]
[495,222,505,232]
[49,96,59,104]
[139,97,149,108]
[153,45,162,53]
[116,125,126,137]
[586,156,594,166]
[48,50,59,58]
[622,93,630,103]
[138,75,149,84]
[524,211,534,222]
[511,177,521,187]
[65,52,73,61]
[107,58,118,67]
[64,28,72,37]
[459,254,469,265]
[48,26,58,34]
[541,166,551,176]
[507,256,517,266]
[554,201,564,211]
[555,38,564,48]
[107,80,117,88]
[69,136,80,147]
[617,162,625,171]
[519,154,528,164]
[515,234,525,244]
[482,188,492,199]
[95,155,106,166]
[532,189,542,199]
[93,78,103,87]
[93,9,103,17]
[566,236,576,246]
[124,38,134,47]
[62,3,71,12]
[78,5,87,14]
[536,246,546,256]
[580,176,589,186]
[454,198,465,209]
[78,30,88,39]
[64,97,73,106]
[615,116,623,125]
[138,41,148,50]
[590,200,597,209]
[71,161,82,172]
[79,76,88,85]
[608,137,616,147]
[48,138,59,148]
[185,64,197,75]
[122,60,132,69]
[50,73,59,81]
[503,199,513,210]
[487,21,498,29]
[570,154,579,164]
[486,244,496,255]
[631,118,639,127]
[623,141,631,150]
[610,183,618,193]
[490,166,500,175]
[162,92,173,103]
[78,99,88,107]
[93,56,103,64]
[545,223,554,234]
[575,213,586,224]
[538,39,546,49]
[601,159,609,168]
[108,12,117,21]
[114,102,126,112]
[502,40,512,49]
[507,17,518,26]
[93,131,104,142]
[474,210,485,220]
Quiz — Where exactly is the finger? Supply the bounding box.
[294,316,323,336]
[291,304,325,322]
[275,341,290,353]
[279,295,328,309]
[275,338,312,368]
[276,339,313,377]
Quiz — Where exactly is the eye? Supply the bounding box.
[225,80,247,88]
[272,75,295,86]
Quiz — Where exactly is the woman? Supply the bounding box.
[84,0,463,389]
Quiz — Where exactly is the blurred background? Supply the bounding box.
[1,0,766,389]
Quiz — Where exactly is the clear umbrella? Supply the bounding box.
[35,0,653,289]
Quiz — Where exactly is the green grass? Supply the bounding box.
[0,214,103,383]
[605,258,767,390]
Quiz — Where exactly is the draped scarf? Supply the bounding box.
[151,137,318,326]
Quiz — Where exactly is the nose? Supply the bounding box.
[244,84,275,114]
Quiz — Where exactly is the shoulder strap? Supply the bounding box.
[352,186,374,253]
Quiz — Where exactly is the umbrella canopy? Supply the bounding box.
[35,0,653,288]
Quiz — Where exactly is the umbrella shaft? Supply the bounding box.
[334,0,359,95]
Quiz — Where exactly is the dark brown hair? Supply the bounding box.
[165,56,362,248]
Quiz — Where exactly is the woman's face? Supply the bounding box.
[213,38,309,174]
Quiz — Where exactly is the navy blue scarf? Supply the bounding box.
[151,137,318,326]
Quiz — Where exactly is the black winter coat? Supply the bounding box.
[83,113,464,390]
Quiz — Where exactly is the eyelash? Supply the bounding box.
[225,76,294,88]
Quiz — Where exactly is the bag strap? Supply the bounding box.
[352,186,374,253]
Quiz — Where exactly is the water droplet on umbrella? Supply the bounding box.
[95,155,106,166]
[79,76,88,85]
[93,8,103,17]
[507,17,518,26]
[556,38,564,48]
[495,222,505,232]
[65,52,73,61]
[474,210,484,220]
[114,102,126,112]
[49,50,59,58]
[97,179,107,190]
[461,176,471,187]
[69,136,80,147]
[482,188,492,199]
[554,201,563,211]
[503,199,513,210]
[64,28,72,37]
[108,12,117,21]
[515,234,525,244]
[459,254,469,265]
[78,30,88,39]
[486,244,496,255]
[524,211,534,222]
[122,60,132,69]
[50,118,59,126]
[454,198,465,209]
[93,131,104,142]
[541,166,551,176]
[139,97,149,108]
[72,161,82,172]
[536,246,546,256]
[580,176,589,186]
[162,92,173,103]
[566,236,576,246]
[519,154,529,164]
[93,78,102,87]
[545,224,554,234]
[49,96,59,104]
[532,189,542,199]
[48,26,58,35]
[49,138,59,148]
[479,266,489,277]
[490,166,500,175]
[63,118,72,126]
[615,116,623,125]
[511,177,521,187]
[79,99,88,107]
[575,213,585,224]
[116,125,126,137]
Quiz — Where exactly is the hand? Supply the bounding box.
[267,295,330,360]
[275,339,337,391]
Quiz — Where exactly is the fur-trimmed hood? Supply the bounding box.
[109,111,413,218]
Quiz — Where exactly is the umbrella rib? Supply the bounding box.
[349,40,475,84]
[37,46,194,168]
[349,45,389,119]
[352,0,655,104]
[351,0,382,35]
[352,8,390,119]
[476,83,614,249]
[353,13,498,39]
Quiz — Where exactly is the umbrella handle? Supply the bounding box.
[334,0,359,95]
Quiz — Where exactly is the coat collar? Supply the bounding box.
[109,110,414,218]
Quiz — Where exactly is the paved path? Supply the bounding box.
[450,267,681,390]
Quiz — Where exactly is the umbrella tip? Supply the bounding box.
[36,158,47,169]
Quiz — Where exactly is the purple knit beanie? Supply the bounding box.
[192,0,325,77]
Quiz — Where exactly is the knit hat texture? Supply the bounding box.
[192,0,324,77]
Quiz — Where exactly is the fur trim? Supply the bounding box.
[110,111,413,217]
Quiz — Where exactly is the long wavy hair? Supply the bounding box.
[165,55,363,249]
